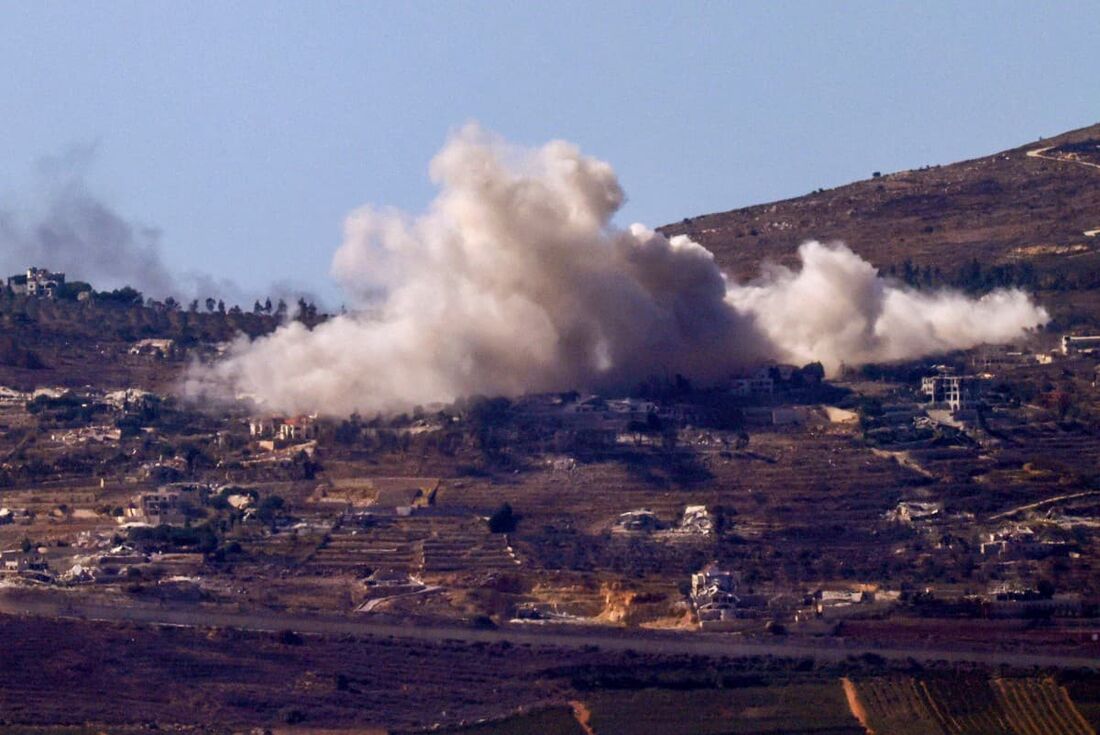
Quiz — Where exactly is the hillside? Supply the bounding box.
[660,122,1100,324]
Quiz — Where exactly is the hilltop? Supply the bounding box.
[660,122,1100,325]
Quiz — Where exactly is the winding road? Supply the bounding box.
[1027,145,1100,238]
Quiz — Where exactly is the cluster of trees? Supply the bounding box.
[488,503,517,533]
[167,295,320,323]
[2,279,325,343]
[25,391,104,424]
[128,522,219,553]
[885,258,1041,292]
[886,257,1100,293]
[3,275,325,320]
[1,289,283,343]
[329,397,517,460]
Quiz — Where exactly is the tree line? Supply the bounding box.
[885,258,1100,293]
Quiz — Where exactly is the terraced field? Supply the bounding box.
[303,513,518,577]
[436,706,586,735]
[305,515,425,574]
[845,675,1095,735]
[582,685,864,734]
[432,433,922,584]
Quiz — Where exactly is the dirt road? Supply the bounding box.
[989,489,1100,521]
[1,588,1096,671]
[1028,146,1100,238]
[1027,146,1100,171]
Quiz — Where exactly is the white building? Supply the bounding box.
[1062,334,1100,356]
[7,267,65,298]
[0,549,48,573]
[278,415,318,441]
[250,415,319,442]
[921,370,981,412]
[127,491,185,525]
[129,339,176,358]
[678,505,715,535]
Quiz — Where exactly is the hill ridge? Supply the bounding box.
[659,121,1100,301]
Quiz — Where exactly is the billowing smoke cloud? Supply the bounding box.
[728,241,1049,373]
[186,125,1048,416]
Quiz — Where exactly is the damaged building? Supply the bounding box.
[1061,334,1100,356]
[677,505,715,536]
[7,267,66,298]
[690,562,739,625]
[614,509,661,533]
[921,369,982,412]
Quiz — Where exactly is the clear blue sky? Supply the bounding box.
[2,1,1098,300]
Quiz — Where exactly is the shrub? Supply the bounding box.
[278,629,303,646]
[488,503,517,533]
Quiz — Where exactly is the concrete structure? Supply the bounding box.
[103,388,154,410]
[7,267,65,298]
[728,367,774,398]
[921,370,982,412]
[885,501,943,524]
[129,339,176,358]
[606,398,659,417]
[970,344,1047,372]
[678,505,715,535]
[127,491,185,525]
[0,508,31,525]
[0,549,48,573]
[1061,334,1100,356]
[565,395,605,414]
[279,415,318,441]
[226,493,254,510]
[614,509,660,533]
[250,415,319,441]
[249,418,276,438]
[690,562,739,624]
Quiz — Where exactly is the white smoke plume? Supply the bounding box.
[728,241,1049,372]
[186,124,1048,416]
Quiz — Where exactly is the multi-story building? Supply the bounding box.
[921,369,982,412]
[7,267,66,298]
[1061,334,1100,356]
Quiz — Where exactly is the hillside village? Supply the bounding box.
[2,264,1099,647]
[4,132,1100,733]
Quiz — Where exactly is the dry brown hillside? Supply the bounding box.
[660,122,1100,298]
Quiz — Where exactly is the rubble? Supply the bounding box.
[614,509,661,533]
[675,505,714,536]
[885,501,943,524]
[690,563,739,625]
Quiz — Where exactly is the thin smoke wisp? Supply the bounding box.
[0,146,177,297]
[0,146,314,307]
